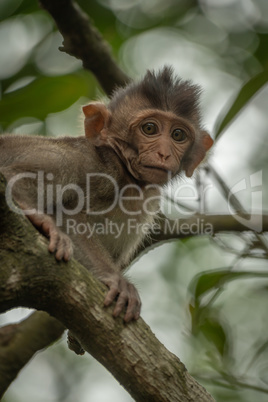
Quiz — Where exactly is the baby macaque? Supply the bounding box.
[0,67,213,322]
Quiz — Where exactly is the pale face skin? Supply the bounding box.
[99,109,196,186]
[128,110,195,184]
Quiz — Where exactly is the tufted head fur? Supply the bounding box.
[108,66,202,126]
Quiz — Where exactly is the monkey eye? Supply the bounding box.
[142,122,158,135]
[171,129,187,142]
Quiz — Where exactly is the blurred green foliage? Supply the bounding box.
[215,70,268,138]
[0,73,92,127]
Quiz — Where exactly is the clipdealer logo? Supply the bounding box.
[4,169,263,234]
[65,217,214,238]
[228,170,263,232]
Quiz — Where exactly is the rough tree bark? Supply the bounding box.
[0,174,215,401]
[0,312,65,392]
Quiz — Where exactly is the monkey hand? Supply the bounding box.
[102,273,141,322]
[26,212,73,262]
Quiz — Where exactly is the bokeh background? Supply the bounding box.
[0,0,268,401]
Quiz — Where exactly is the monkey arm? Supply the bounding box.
[25,211,73,262]
[0,150,141,322]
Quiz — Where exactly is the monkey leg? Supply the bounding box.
[71,235,141,322]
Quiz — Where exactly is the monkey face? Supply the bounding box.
[102,109,196,185]
[84,99,213,186]
[126,110,195,185]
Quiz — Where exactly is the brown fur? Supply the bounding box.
[0,67,213,321]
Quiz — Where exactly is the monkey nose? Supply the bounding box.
[157,151,171,161]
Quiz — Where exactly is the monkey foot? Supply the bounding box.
[102,273,141,322]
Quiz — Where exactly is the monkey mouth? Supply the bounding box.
[143,165,170,174]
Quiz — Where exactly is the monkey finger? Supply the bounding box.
[124,306,140,323]
[63,245,73,262]
[41,219,53,237]
[124,295,141,322]
[61,235,73,261]
[48,229,58,254]
[104,287,119,307]
[54,238,70,260]
[47,229,73,261]
[134,311,140,321]
[55,241,65,261]
[113,291,129,318]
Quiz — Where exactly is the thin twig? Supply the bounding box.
[39,0,131,95]
[205,163,250,218]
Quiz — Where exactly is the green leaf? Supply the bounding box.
[190,269,268,302]
[0,0,24,21]
[0,73,93,128]
[199,317,227,356]
[214,70,268,139]
[246,339,268,371]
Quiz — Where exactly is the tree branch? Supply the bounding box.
[0,312,64,395]
[39,0,131,95]
[0,173,214,401]
[132,212,268,261]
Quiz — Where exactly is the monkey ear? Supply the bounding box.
[82,103,111,140]
[184,131,214,177]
